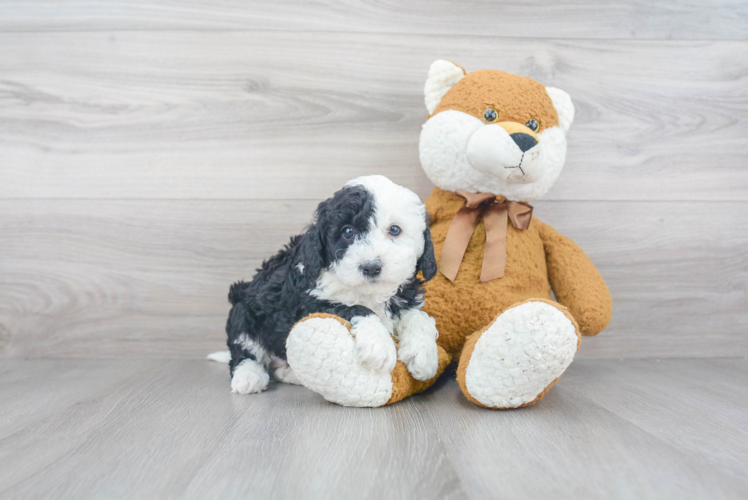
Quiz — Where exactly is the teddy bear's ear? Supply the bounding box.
[424,60,466,115]
[545,87,575,132]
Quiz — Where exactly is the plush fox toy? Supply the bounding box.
[286,61,613,408]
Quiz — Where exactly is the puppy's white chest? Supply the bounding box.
[310,271,397,334]
[356,296,395,334]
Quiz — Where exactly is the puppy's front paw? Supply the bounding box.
[231,359,270,394]
[398,338,439,381]
[395,309,440,381]
[351,315,397,372]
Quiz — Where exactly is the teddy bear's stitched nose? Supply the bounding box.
[510,133,538,152]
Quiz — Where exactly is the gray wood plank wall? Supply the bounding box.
[1,1,746,359]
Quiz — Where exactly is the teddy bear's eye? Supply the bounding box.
[483,108,498,122]
[525,119,539,132]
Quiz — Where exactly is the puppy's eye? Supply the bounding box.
[525,119,539,132]
[483,108,498,122]
[342,226,356,239]
[388,225,401,237]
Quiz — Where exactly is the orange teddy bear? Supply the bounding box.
[286,61,613,408]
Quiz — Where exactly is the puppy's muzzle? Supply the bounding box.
[360,260,382,278]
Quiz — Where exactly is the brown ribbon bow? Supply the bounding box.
[440,191,533,283]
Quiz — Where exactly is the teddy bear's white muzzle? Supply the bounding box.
[467,125,543,184]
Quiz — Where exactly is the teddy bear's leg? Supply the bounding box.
[456,299,581,409]
[286,313,450,407]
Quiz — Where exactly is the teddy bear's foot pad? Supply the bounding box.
[464,301,579,408]
[286,315,393,407]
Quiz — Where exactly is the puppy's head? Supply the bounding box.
[302,175,436,296]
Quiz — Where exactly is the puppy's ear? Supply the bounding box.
[300,199,330,282]
[417,226,438,282]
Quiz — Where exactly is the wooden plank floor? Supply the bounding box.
[1,358,746,499]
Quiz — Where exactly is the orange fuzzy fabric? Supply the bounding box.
[294,312,351,330]
[422,188,612,353]
[386,347,452,405]
[432,70,559,132]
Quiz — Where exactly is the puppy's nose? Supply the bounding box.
[510,132,538,152]
[361,260,382,278]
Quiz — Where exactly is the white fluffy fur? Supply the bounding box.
[206,350,231,364]
[286,316,393,407]
[464,301,578,408]
[395,309,439,381]
[424,60,465,115]
[231,358,270,394]
[311,269,399,332]
[545,87,575,132]
[351,314,397,372]
[420,111,569,201]
[273,364,301,385]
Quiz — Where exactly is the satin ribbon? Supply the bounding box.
[440,191,533,282]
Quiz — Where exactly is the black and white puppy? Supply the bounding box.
[212,175,439,394]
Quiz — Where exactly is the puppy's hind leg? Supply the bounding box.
[231,358,270,394]
[226,302,270,394]
[270,356,302,385]
[229,335,270,394]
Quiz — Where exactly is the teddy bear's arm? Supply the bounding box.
[535,220,613,336]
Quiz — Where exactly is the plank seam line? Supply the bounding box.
[2,198,748,203]
[0,28,746,43]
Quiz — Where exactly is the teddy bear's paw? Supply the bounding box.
[230,359,270,395]
[286,315,393,407]
[351,315,398,373]
[464,301,579,408]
